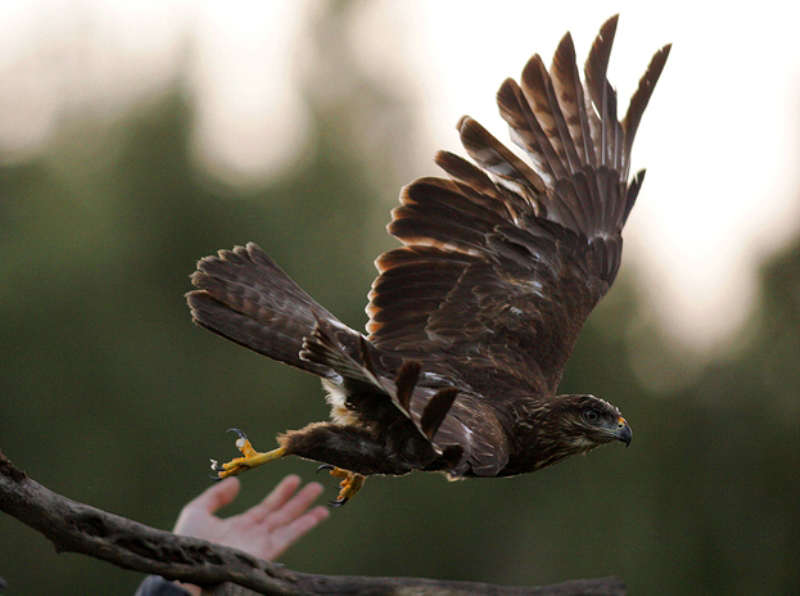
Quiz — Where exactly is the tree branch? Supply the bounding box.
[0,451,625,595]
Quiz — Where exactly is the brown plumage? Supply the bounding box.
[187,16,670,501]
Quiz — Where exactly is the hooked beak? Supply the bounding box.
[614,417,632,447]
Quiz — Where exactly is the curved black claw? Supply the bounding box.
[227,428,247,440]
[316,464,335,474]
[209,459,224,481]
[329,497,349,508]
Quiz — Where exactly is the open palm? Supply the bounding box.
[173,475,329,561]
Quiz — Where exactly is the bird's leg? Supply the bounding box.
[211,422,415,502]
[316,464,366,506]
[210,428,285,480]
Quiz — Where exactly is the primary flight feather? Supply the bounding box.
[187,15,670,505]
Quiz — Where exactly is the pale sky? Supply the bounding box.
[1,0,799,354]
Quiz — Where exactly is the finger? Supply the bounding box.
[268,505,329,558]
[262,481,325,528]
[185,477,241,515]
[244,475,302,523]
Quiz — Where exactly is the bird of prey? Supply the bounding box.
[187,15,670,505]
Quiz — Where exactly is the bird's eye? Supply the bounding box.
[584,409,601,424]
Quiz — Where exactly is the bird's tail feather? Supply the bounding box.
[187,242,348,377]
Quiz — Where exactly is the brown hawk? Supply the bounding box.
[187,15,670,504]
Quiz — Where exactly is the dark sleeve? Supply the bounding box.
[133,575,192,596]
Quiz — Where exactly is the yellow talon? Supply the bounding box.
[211,429,286,479]
[326,467,366,506]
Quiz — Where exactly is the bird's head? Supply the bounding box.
[552,394,632,453]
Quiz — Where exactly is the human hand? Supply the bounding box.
[172,475,328,596]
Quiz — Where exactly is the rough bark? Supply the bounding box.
[0,452,625,596]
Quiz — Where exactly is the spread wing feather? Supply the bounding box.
[364,16,668,475]
[622,44,672,179]
[549,32,595,167]
[584,16,619,168]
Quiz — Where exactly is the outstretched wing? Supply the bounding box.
[367,16,670,398]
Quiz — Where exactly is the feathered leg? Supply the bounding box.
[209,428,366,505]
[211,422,435,504]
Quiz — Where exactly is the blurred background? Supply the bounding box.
[0,1,797,595]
